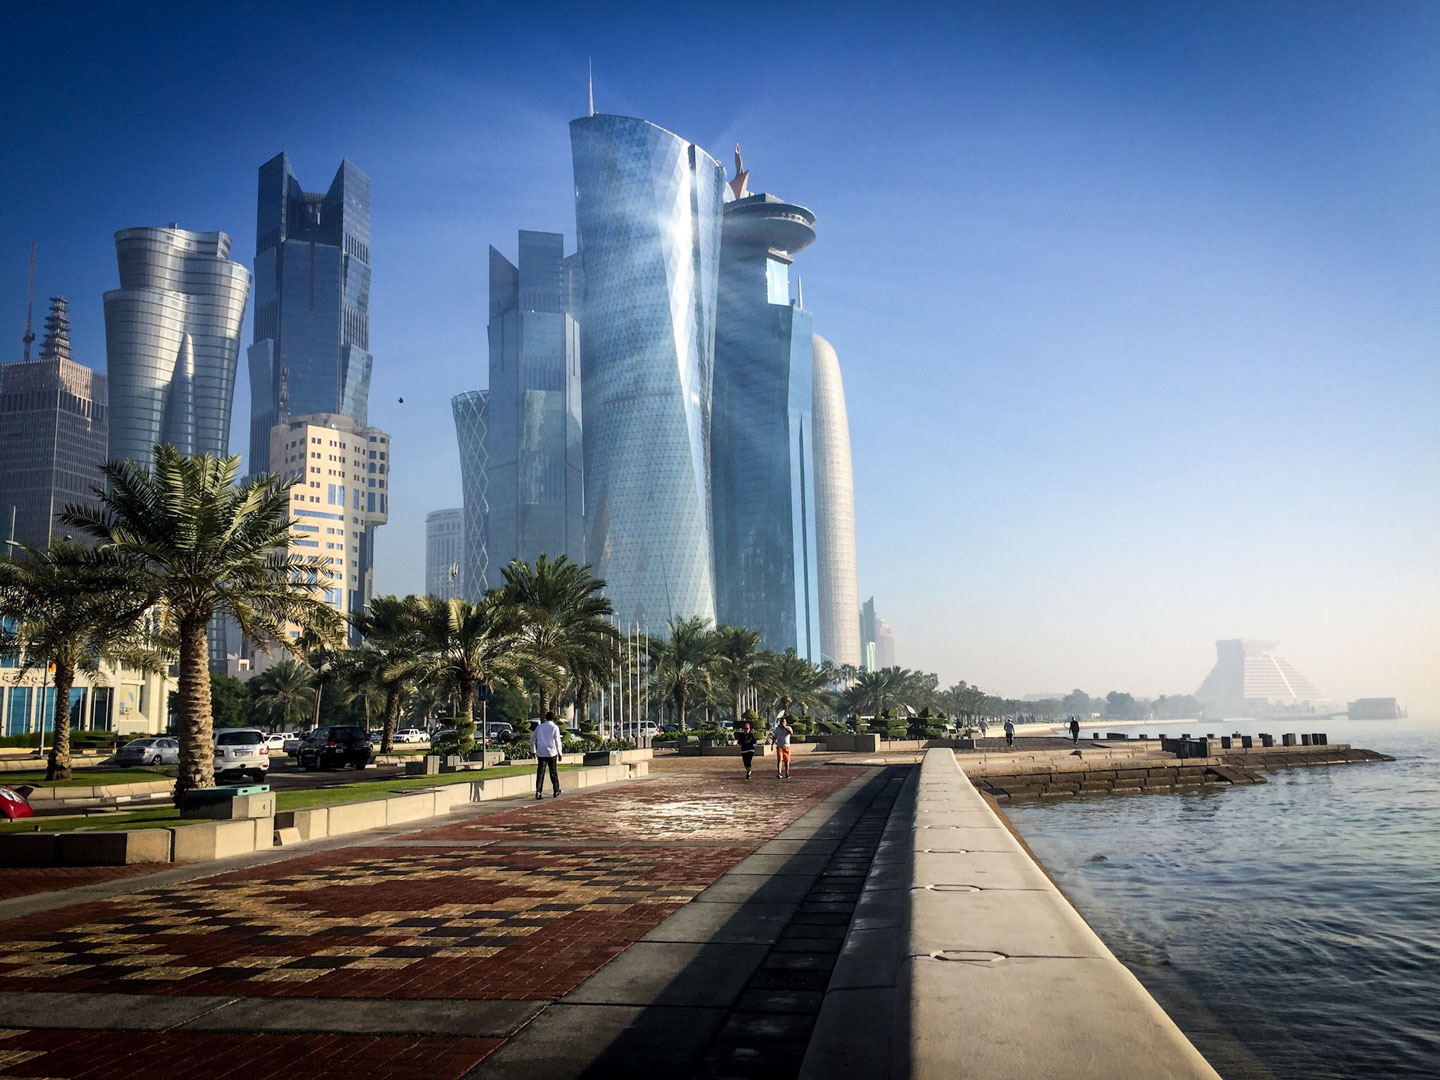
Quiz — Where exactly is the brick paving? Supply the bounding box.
[0,863,167,902]
[0,758,864,1079]
[0,1027,501,1079]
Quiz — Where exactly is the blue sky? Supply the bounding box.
[3,2,1437,710]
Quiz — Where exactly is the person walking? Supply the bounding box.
[1003,717,1015,748]
[773,715,794,779]
[531,711,564,800]
[979,718,988,739]
[736,721,757,780]
[1069,716,1081,744]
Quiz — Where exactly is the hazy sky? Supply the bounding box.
[3,2,1436,711]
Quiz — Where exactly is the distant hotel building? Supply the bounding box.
[103,226,250,465]
[269,413,390,638]
[485,231,584,573]
[425,508,464,600]
[570,113,726,629]
[860,597,896,671]
[452,390,490,598]
[1195,639,1327,717]
[711,158,821,659]
[248,154,373,474]
[0,298,108,549]
[811,333,861,667]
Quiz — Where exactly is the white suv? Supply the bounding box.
[214,729,270,783]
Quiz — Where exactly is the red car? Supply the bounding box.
[0,786,32,820]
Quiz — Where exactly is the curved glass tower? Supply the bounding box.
[452,390,490,599]
[712,192,820,659]
[812,333,861,667]
[570,114,726,627]
[103,227,251,465]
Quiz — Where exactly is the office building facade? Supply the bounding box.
[711,189,821,658]
[425,508,464,600]
[811,333,861,668]
[452,390,490,599]
[0,298,108,548]
[485,231,584,574]
[269,413,390,638]
[103,227,250,465]
[248,154,373,475]
[570,113,726,628]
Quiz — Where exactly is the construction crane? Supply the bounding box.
[21,241,36,362]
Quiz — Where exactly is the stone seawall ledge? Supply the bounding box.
[803,747,1221,1080]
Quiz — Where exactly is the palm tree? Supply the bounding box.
[249,658,316,730]
[413,594,546,754]
[768,649,831,719]
[500,554,617,715]
[348,594,426,753]
[648,616,713,733]
[297,628,345,729]
[0,541,167,780]
[62,446,340,796]
[848,666,914,718]
[709,626,768,726]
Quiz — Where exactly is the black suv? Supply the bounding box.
[297,726,373,771]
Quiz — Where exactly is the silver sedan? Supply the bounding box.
[115,737,180,767]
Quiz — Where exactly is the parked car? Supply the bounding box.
[265,732,296,751]
[484,723,514,745]
[0,785,32,820]
[659,723,681,736]
[282,733,307,755]
[115,737,180,767]
[428,727,456,745]
[297,725,373,771]
[395,728,427,743]
[213,729,270,782]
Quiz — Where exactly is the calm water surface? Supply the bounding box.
[1002,718,1440,1079]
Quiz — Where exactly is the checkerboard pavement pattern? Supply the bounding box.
[0,864,167,902]
[0,761,861,1079]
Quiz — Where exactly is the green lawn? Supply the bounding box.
[0,762,580,832]
[0,768,174,788]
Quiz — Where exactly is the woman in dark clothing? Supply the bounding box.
[736,722,757,780]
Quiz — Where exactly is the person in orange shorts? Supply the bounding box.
[772,715,793,779]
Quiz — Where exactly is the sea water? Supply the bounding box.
[1001,718,1439,1079]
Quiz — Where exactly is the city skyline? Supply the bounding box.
[2,3,1435,710]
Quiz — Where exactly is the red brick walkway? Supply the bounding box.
[0,1028,501,1080]
[0,863,166,902]
[0,760,863,1078]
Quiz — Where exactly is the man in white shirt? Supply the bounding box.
[772,716,793,780]
[531,712,564,800]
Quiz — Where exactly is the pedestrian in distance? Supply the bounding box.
[1004,717,1015,748]
[736,721,757,779]
[979,718,988,739]
[1069,716,1081,744]
[531,711,563,800]
[773,715,794,779]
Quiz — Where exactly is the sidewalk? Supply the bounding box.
[0,754,889,1079]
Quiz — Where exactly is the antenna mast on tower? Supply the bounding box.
[21,242,36,362]
[588,58,594,116]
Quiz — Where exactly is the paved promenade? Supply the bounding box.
[0,755,899,1079]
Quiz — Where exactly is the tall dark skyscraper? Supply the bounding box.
[248,153,372,475]
[485,231,584,576]
[711,158,821,659]
[0,298,108,549]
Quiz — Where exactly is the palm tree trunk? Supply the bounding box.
[382,687,400,754]
[677,687,687,733]
[457,680,476,753]
[732,690,741,728]
[175,612,216,798]
[45,659,76,782]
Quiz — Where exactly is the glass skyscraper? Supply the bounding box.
[247,153,372,475]
[452,390,490,599]
[425,508,464,600]
[711,192,821,658]
[812,332,861,667]
[570,114,726,628]
[103,227,250,465]
[485,231,584,574]
[0,298,108,548]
